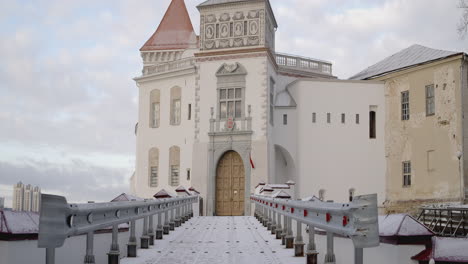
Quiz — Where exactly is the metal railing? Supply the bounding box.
[251,193,379,264]
[417,207,468,237]
[275,52,333,75]
[38,194,198,264]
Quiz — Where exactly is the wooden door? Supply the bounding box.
[216,151,245,216]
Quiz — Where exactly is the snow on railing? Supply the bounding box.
[251,193,379,264]
[38,193,198,264]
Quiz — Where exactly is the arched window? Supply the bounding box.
[150,90,160,128]
[170,87,181,126]
[169,146,180,186]
[148,148,159,187]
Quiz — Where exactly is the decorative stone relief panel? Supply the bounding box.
[201,9,264,51]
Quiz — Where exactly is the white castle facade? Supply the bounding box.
[131,0,386,216]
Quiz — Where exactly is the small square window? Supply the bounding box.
[356,114,360,124]
[341,113,345,124]
[327,113,331,123]
[312,113,316,123]
[283,114,288,125]
[187,169,191,181]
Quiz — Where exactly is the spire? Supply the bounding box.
[140,0,197,51]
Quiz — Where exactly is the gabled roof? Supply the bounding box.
[272,190,291,199]
[153,189,173,199]
[140,0,197,51]
[111,193,144,202]
[350,44,463,80]
[379,214,433,237]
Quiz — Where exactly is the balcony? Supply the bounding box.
[275,52,333,77]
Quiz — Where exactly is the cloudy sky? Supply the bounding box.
[0,0,466,206]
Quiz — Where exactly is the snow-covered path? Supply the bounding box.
[122,216,305,264]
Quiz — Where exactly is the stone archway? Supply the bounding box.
[215,151,245,216]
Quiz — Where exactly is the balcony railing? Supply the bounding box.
[38,193,198,264]
[142,57,196,76]
[275,52,333,75]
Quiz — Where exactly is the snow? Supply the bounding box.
[0,210,39,234]
[272,190,291,199]
[433,237,468,262]
[121,216,305,264]
[378,214,433,237]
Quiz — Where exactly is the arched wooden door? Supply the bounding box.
[216,151,245,216]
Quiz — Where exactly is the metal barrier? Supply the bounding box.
[251,194,379,264]
[418,207,468,237]
[38,194,198,264]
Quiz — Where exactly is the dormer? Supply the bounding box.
[197,0,277,53]
[140,0,199,67]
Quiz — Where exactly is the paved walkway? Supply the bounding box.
[122,216,305,264]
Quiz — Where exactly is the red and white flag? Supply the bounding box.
[250,153,255,169]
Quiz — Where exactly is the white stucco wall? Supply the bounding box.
[134,73,196,199]
[273,79,386,206]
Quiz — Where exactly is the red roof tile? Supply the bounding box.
[140,0,197,51]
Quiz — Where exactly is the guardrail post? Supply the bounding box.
[46,248,55,264]
[156,212,164,239]
[267,207,272,230]
[108,225,120,264]
[148,214,155,245]
[271,210,277,235]
[306,225,318,264]
[281,214,287,245]
[84,232,95,263]
[127,220,137,257]
[285,216,294,248]
[354,248,363,264]
[175,204,181,227]
[141,216,150,249]
[276,210,282,239]
[163,210,170,234]
[169,207,175,231]
[324,232,336,264]
[294,220,304,257]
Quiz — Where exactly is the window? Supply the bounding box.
[150,167,158,187]
[151,103,160,128]
[369,111,376,139]
[426,84,435,116]
[356,114,360,124]
[171,166,180,186]
[188,104,192,120]
[149,90,160,128]
[148,148,159,187]
[403,161,411,187]
[341,113,346,124]
[187,169,191,181]
[169,146,180,187]
[219,88,242,119]
[401,91,410,120]
[327,113,331,123]
[170,87,181,126]
[270,78,275,125]
[283,114,288,125]
[312,113,316,123]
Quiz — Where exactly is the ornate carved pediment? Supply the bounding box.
[216,62,247,76]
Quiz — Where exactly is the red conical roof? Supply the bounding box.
[140,0,198,51]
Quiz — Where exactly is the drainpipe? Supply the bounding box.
[460,54,468,203]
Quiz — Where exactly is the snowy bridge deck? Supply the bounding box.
[122,216,303,264]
